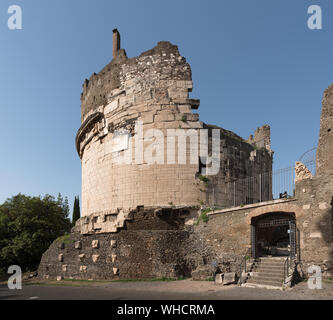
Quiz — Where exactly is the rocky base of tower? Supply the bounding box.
[37,207,210,281]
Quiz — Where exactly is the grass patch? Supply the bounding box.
[194,209,211,225]
[198,175,209,183]
[55,234,72,244]
[112,276,187,283]
[27,277,189,287]
[190,205,200,210]
[323,277,333,284]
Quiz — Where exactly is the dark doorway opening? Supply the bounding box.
[251,212,296,258]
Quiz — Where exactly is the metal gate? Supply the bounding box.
[251,215,297,260]
[289,220,296,260]
[251,225,256,259]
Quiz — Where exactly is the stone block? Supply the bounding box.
[57,276,63,281]
[310,232,322,239]
[62,265,68,272]
[92,254,100,263]
[74,241,81,249]
[191,266,212,281]
[319,202,328,210]
[177,105,192,113]
[80,266,87,273]
[111,240,117,248]
[141,112,155,124]
[215,273,223,285]
[78,254,85,262]
[113,268,119,275]
[104,99,119,114]
[112,254,117,263]
[58,254,63,262]
[92,240,99,249]
[223,272,236,285]
[154,112,175,122]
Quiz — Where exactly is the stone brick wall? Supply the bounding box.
[204,124,273,208]
[193,171,333,276]
[38,208,207,280]
[316,84,333,176]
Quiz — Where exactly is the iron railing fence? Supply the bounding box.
[221,160,316,208]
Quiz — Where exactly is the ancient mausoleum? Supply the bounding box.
[39,30,333,287]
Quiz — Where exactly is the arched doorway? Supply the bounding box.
[251,212,297,259]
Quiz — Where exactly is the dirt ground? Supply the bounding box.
[1,278,333,300]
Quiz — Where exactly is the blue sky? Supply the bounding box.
[0,0,332,216]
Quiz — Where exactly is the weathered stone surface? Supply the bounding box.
[80,266,87,273]
[76,31,273,226]
[310,232,322,239]
[92,240,99,249]
[215,273,223,285]
[317,84,333,176]
[191,266,212,281]
[39,31,333,282]
[78,254,85,261]
[295,161,313,183]
[223,272,236,285]
[38,219,205,281]
[319,202,328,210]
[58,254,63,262]
[74,241,81,249]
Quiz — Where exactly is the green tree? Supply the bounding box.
[0,193,71,273]
[72,196,81,227]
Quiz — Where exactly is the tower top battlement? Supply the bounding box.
[80,30,192,121]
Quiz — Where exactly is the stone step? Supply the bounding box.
[246,278,283,287]
[243,282,283,290]
[255,267,285,273]
[256,264,285,270]
[250,274,284,282]
[259,256,287,260]
[259,261,284,267]
[260,260,284,266]
[253,273,285,280]
[250,272,284,280]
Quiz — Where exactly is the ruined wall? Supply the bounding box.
[294,174,333,271]
[38,208,207,280]
[205,124,273,208]
[247,125,271,151]
[316,84,333,176]
[193,184,332,278]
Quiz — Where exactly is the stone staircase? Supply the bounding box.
[242,257,286,290]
